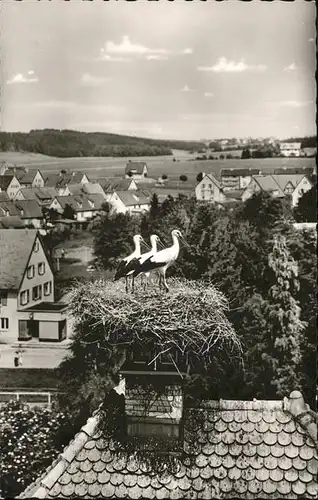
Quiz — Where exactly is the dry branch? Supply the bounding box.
[68,278,242,366]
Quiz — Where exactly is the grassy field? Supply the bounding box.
[1,151,315,190]
[0,368,59,390]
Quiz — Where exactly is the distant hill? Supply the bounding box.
[0,129,202,158]
[281,136,316,148]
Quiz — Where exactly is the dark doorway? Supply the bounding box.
[29,320,39,338]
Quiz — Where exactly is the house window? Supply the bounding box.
[38,262,45,275]
[44,281,52,296]
[27,265,35,279]
[34,240,39,252]
[209,184,212,189]
[0,292,8,306]
[0,318,9,330]
[20,290,30,306]
[32,285,42,301]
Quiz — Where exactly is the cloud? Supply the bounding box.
[80,73,112,86]
[284,63,298,72]
[6,71,39,85]
[204,92,214,97]
[183,48,193,55]
[278,100,312,108]
[98,50,131,62]
[146,55,168,61]
[101,36,168,58]
[198,57,267,73]
[181,85,194,92]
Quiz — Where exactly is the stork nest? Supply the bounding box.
[68,278,242,367]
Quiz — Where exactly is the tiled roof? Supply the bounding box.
[14,199,43,218]
[0,175,14,190]
[2,166,27,179]
[0,229,38,289]
[0,191,9,201]
[0,201,20,217]
[224,189,244,200]
[18,187,59,201]
[20,170,37,184]
[20,391,318,499]
[125,162,147,175]
[221,169,261,177]
[54,194,105,212]
[272,174,307,191]
[82,182,107,198]
[113,190,150,207]
[253,175,285,196]
[105,179,137,192]
[65,183,84,196]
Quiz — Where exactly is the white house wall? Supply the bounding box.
[292,177,313,207]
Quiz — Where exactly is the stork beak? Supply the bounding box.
[180,234,191,249]
[141,238,151,250]
[157,238,165,249]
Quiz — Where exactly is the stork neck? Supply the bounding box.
[135,240,141,253]
[171,234,180,250]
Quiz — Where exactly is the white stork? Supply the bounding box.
[136,229,189,292]
[114,234,147,293]
[130,234,163,291]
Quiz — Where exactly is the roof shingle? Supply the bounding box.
[0,229,38,289]
[20,391,318,499]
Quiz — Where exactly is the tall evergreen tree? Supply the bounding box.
[259,235,306,397]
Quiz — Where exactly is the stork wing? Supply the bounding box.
[137,255,167,274]
[121,257,141,277]
[114,260,131,280]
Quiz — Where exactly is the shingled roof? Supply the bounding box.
[0,229,38,289]
[0,175,14,191]
[20,390,317,499]
[125,162,148,175]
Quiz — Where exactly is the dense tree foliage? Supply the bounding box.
[0,402,72,498]
[62,203,76,220]
[241,148,251,159]
[0,130,202,158]
[293,182,317,222]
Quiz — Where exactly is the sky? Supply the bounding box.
[0,0,316,141]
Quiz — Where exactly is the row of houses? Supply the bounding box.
[195,168,314,207]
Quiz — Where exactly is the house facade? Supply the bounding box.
[49,194,105,221]
[0,175,22,199]
[241,175,285,202]
[291,175,313,207]
[221,168,261,191]
[31,170,46,188]
[109,190,150,215]
[0,229,68,342]
[125,162,148,179]
[195,173,226,203]
[280,142,302,157]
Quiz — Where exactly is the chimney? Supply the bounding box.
[284,390,317,444]
[121,348,185,442]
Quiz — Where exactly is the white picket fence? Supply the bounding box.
[0,391,56,409]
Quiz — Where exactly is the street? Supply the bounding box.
[0,344,68,369]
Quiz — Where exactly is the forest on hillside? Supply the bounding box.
[0,129,202,158]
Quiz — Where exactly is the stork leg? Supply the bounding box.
[125,276,129,294]
[163,272,169,293]
[131,275,135,294]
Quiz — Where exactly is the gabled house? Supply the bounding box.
[49,194,105,221]
[0,191,9,202]
[15,187,59,206]
[13,200,44,228]
[241,175,285,202]
[62,182,107,199]
[271,174,313,207]
[280,142,302,157]
[195,173,226,203]
[0,200,20,218]
[44,172,90,192]
[125,161,148,179]
[104,178,138,193]
[108,190,150,215]
[241,174,313,207]
[18,170,40,188]
[0,174,22,199]
[1,165,28,178]
[31,169,46,188]
[0,229,68,342]
[221,168,261,191]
